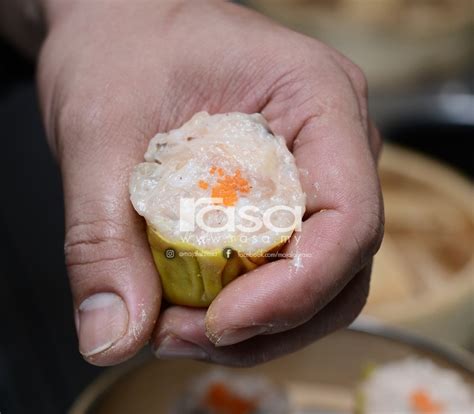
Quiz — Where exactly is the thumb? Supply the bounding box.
[59,111,161,366]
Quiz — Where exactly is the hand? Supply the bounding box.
[37,0,383,366]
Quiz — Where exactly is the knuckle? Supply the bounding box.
[64,217,133,271]
[363,207,385,257]
[369,121,384,161]
[54,86,148,163]
[346,63,368,98]
[327,49,368,98]
[348,197,385,268]
[57,95,109,142]
[55,98,100,160]
[372,127,383,148]
[55,98,129,166]
[57,98,88,134]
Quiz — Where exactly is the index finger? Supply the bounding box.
[205,63,384,346]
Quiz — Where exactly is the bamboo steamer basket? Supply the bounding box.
[364,145,473,346]
[69,321,473,414]
[244,0,473,91]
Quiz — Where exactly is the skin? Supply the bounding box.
[9,0,383,366]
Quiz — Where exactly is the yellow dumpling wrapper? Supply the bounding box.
[130,112,305,307]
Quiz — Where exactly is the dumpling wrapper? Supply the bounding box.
[130,112,305,306]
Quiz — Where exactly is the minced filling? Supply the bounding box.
[130,112,305,253]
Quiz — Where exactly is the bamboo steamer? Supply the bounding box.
[69,322,473,414]
[364,145,474,346]
[245,0,473,91]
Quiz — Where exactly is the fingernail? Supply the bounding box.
[210,326,268,347]
[154,336,209,360]
[77,293,128,357]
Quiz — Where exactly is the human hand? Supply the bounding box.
[37,0,383,366]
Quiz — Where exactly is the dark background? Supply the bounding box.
[0,39,101,414]
[0,34,472,413]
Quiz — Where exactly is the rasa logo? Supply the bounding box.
[179,197,303,233]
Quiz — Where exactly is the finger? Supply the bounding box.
[204,62,383,346]
[324,49,382,162]
[59,103,161,366]
[152,264,371,366]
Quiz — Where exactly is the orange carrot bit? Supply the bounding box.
[198,180,209,190]
[201,166,251,206]
[239,183,250,193]
[202,382,258,414]
[410,389,444,414]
